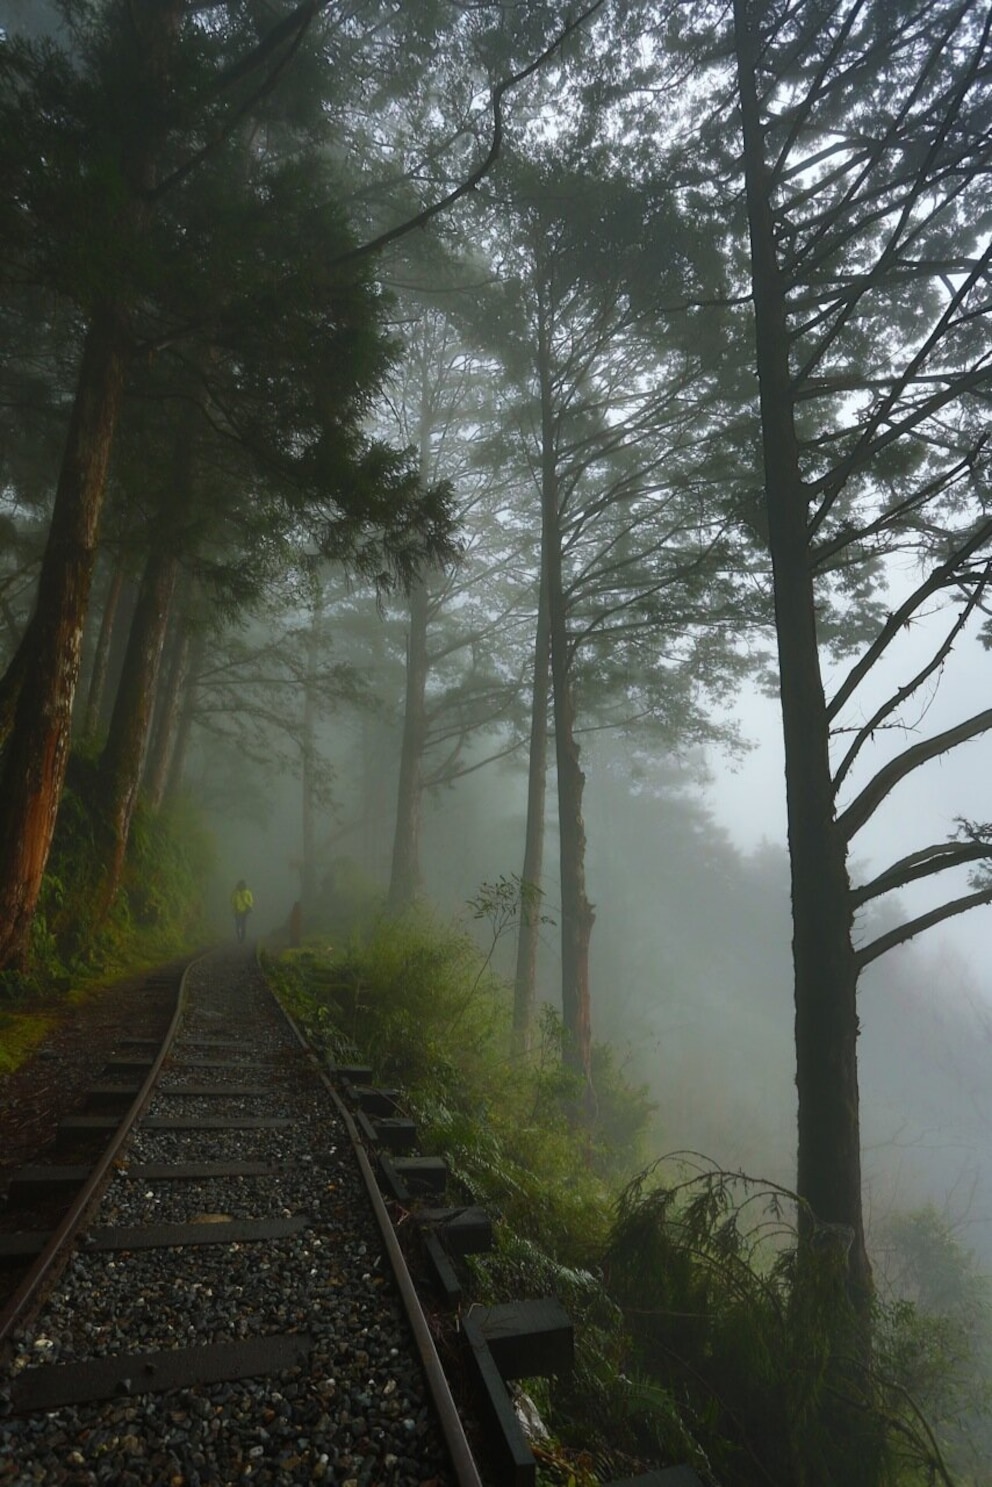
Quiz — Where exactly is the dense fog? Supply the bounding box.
[197,679,992,1277]
[1,6,991,1473]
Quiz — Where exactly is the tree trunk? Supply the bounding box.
[538,303,594,1090]
[387,575,429,912]
[163,630,204,804]
[387,348,440,917]
[97,384,200,911]
[513,556,551,1056]
[82,556,125,740]
[0,0,185,967]
[0,306,129,969]
[144,601,192,810]
[0,642,31,749]
[733,0,871,1321]
[301,696,317,911]
[96,540,179,910]
[300,583,324,914]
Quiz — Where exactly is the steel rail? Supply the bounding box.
[267,971,484,1487]
[0,955,201,1350]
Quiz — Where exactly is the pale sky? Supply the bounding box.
[705,618,992,998]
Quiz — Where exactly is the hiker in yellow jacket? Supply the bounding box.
[231,880,254,943]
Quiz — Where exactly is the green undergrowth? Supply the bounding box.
[267,908,654,1259]
[0,1007,58,1076]
[0,752,212,1033]
[264,908,981,1487]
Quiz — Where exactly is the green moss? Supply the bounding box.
[0,1009,57,1076]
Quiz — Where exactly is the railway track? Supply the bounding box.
[0,948,704,1487]
[0,947,477,1486]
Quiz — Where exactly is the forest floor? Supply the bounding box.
[0,972,173,1184]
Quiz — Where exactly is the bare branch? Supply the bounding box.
[832,560,992,794]
[856,886,992,969]
[838,706,992,844]
[852,839,992,907]
[827,520,992,722]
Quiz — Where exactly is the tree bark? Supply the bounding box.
[388,358,436,916]
[387,575,429,912]
[144,600,192,810]
[163,629,205,804]
[82,556,125,740]
[0,306,129,969]
[538,298,594,1090]
[733,0,871,1320]
[513,554,551,1056]
[97,379,201,911]
[300,582,324,914]
[0,0,185,967]
[96,539,179,910]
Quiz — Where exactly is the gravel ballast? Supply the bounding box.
[0,948,455,1487]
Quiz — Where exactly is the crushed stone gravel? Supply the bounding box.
[0,948,454,1487]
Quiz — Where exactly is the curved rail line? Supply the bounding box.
[0,959,193,1347]
[0,949,484,1486]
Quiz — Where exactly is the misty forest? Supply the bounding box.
[2,1,992,1482]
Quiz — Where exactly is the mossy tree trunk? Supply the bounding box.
[96,540,180,912]
[0,0,185,968]
[163,629,205,805]
[300,580,324,915]
[0,306,130,968]
[144,592,193,811]
[388,363,437,916]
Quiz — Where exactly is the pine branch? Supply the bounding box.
[770,0,869,184]
[783,0,983,317]
[807,244,992,531]
[149,1,329,202]
[328,0,609,267]
[811,442,983,571]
